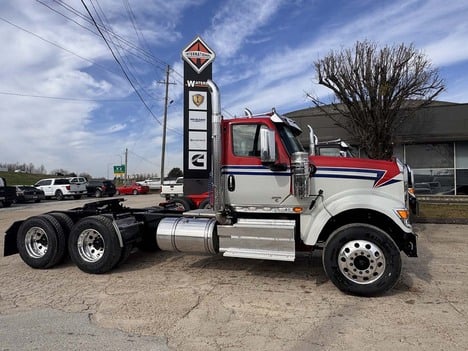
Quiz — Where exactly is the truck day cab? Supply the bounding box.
[3,81,417,296]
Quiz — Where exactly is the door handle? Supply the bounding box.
[227,175,235,192]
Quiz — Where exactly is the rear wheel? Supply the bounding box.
[68,215,122,274]
[55,190,64,201]
[95,189,102,198]
[132,189,138,195]
[48,212,74,237]
[198,198,212,209]
[16,215,67,269]
[170,197,193,211]
[322,223,401,296]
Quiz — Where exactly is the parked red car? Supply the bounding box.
[116,182,149,195]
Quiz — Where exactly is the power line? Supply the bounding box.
[35,0,185,86]
[81,0,164,126]
[128,149,159,167]
[0,16,117,75]
[81,0,182,135]
[50,0,177,74]
[0,91,147,102]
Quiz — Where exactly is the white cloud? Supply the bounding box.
[204,0,284,58]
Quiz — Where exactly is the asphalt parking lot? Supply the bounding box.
[1,195,467,350]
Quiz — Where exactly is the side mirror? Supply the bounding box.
[260,126,276,163]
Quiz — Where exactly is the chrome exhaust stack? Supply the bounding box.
[308,125,318,156]
[206,80,226,220]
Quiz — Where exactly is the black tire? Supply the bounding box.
[16,215,67,269]
[198,198,212,209]
[68,215,122,274]
[95,189,102,198]
[48,212,74,237]
[322,223,402,297]
[73,195,82,200]
[115,243,133,268]
[132,189,138,195]
[47,212,74,264]
[2,201,12,207]
[170,197,193,211]
[55,190,64,201]
[34,199,41,203]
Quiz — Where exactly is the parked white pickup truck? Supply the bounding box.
[34,177,87,200]
[160,177,183,200]
[137,178,161,190]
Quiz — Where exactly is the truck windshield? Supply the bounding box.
[276,124,305,155]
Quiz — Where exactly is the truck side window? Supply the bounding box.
[232,124,261,157]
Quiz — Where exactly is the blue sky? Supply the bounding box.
[1,0,468,178]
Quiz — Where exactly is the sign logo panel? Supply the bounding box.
[189,91,207,110]
[182,37,216,74]
[188,151,207,170]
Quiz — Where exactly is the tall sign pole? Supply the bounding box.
[181,36,216,195]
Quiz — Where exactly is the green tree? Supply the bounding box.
[309,40,445,159]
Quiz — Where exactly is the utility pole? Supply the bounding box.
[160,65,175,185]
[125,147,128,181]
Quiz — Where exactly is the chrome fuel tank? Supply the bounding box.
[156,217,218,254]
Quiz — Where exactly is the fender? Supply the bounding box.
[301,188,412,245]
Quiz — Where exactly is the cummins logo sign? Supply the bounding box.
[182,36,216,74]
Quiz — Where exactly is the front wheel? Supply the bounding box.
[132,189,138,195]
[322,223,401,297]
[68,215,122,274]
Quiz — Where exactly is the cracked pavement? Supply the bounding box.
[1,195,467,350]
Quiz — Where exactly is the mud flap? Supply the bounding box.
[402,232,418,257]
[3,221,23,256]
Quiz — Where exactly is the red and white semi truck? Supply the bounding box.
[3,80,417,296]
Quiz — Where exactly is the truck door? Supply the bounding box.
[35,179,53,196]
[223,122,291,207]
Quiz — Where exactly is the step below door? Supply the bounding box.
[218,218,296,261]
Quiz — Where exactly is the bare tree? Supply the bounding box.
[309,41,445,159]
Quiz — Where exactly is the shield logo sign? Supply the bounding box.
[192,94,204,107]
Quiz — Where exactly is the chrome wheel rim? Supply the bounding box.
[25,227,48,258]
[77,229,105,263]
[338,240,386,284]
